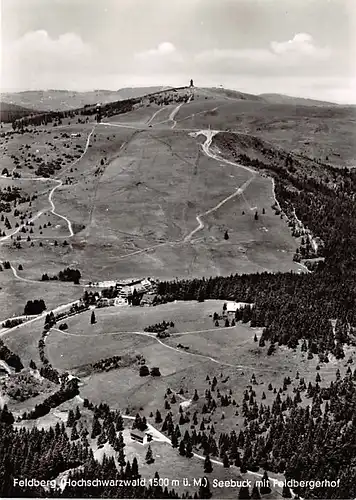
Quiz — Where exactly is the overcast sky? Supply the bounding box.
[1,0,355,103]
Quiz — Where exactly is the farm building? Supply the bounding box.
[225,301,255,314]
[130,430,152,444]
[96,298,115,308]
[114,297,128,306]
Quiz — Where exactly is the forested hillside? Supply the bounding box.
[0,103,36,123]
[157,131,356,360]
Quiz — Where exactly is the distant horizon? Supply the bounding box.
[2,0,355,106]
[1,84,354,106]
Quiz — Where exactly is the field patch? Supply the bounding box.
[46,328,155,372]
[65,300,230,336]
[0,280,82,329]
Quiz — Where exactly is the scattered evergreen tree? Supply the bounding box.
[282,484,292,498]
[145,445,154,464]
[260,471,271,494]
[204,455,213,473]
[238,485,251,499]
[251,483,261,499]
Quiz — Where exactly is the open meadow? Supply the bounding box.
[41,299,355,430]
[0,270,83,320]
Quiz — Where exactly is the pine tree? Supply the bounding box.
[107,422,116,445]
[198,477,212,499]
[29,359,37,370]
[222,453,230,468]
[117,447,126,468]
[238,486,251,499]
[145,445,154,464]
[132,457,140,479]
[260,471,271,494]
[97,429,107,446]
[251,483,261,499]
[186,440,193,458]
[91,416,101,439]
[115,412,124,431]
[204,455,213,473]
[197,288,205,302]
[70,423,79,441]
[282,485,292,498]
[179,440,186,456]
[91,310,96,324]
[171,431,179,448]
[66,409,75,427]
[124,460,132,478]
[75,405,81,420]
[240,463,247,473]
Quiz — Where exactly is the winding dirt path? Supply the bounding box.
[184,130,256,242]
[0,126,95,244]
[51,326,278,374]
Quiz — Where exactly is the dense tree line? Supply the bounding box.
[144,320,175,335]
[0,339,24,372]
[24,299,46,315]
[22,378,79,420]
[92,355,124,372]
[58,267,81,284]
[38,333,60,384]
[41,267,81,284]
[2,318,24,329]
[156,271,356,358]
[11,87,190,131]
[91,353,145,373]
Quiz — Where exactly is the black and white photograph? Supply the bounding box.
[0,0,355,498]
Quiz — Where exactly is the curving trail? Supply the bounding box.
[0,178,72,242]
[9,264,81,288]
[169,99,190,129]
[56,126,96,179]
[51,326,278,373]
[184,130,256,242]
[146,107,165,126]
[48,180,74,236]
[10,265,43,284]
[0,126,95,244]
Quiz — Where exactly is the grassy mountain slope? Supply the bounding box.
[1,87,168,112]
[260,93,339,107]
